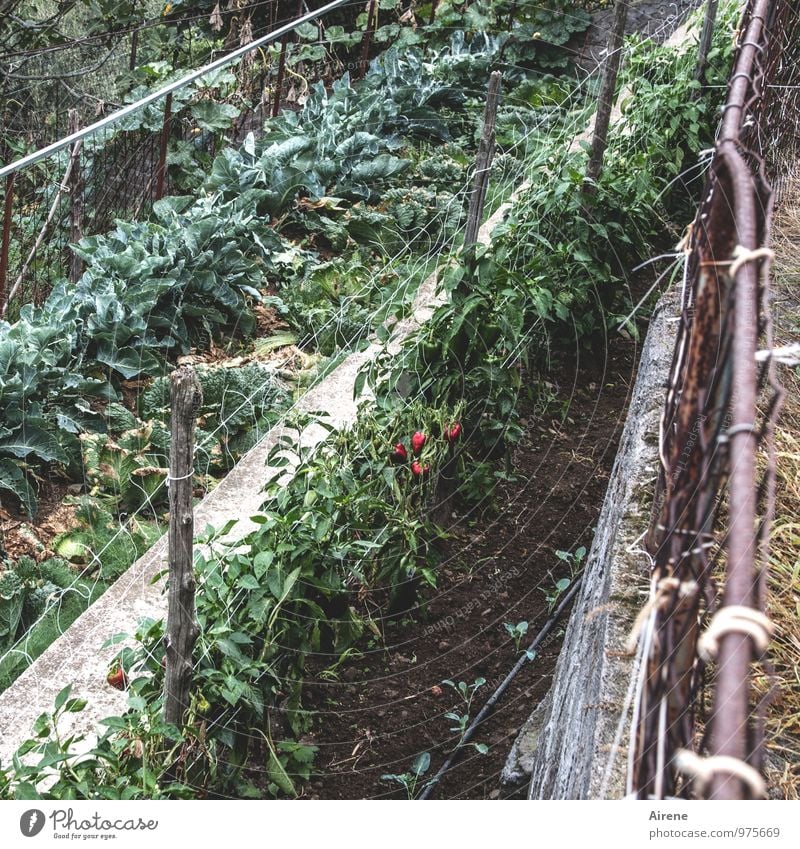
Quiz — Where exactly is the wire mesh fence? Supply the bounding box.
[0,1,338,152]
[630,0,795,801]
[0,0,360,315]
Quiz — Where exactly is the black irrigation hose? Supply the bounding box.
[418,574,584,800]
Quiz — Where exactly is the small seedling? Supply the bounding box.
[503,620,529,653]
[544,577,572,614]
[555,545,586,577]
[318,647,364,682]
[442,677,487,750]
[381,751,433,799]
[543,546,586,612]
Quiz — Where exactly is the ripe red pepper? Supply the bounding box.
[411,432,427,454]
[411,460,430,477]
[389,443,408,463]
[445,422,462,443]
[107,665,128,691]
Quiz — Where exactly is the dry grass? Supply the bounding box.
[761,172,800,799]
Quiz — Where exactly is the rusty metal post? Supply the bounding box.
[0,174,15,310]
[706,151,759,801]
[630,0,777,801]
[155,92,173,201]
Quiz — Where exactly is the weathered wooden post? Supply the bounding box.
[68,110,84,284]
[164,366,202,727]
[464,71,502,249]
[695,0,720,87]
[358,0,378,79]
[0,173,14,311]
[271,0,303,118]
[584,0,628,192]
[272,35,290,117]
[506,0,519,29]
[155,92,173,201]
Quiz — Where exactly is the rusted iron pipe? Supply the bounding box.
[707,145,761,801]
[721,0,771,140]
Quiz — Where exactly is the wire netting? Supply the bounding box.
[629,0,791,801]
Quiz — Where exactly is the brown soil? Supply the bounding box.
[299,333,638,799]
[0,480,77,565]
[253,304,290,337]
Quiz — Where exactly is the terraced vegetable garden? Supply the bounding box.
[0,0,761,800]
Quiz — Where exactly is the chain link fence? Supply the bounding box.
[631,0,797,801]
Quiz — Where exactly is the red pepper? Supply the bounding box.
[411,432,427,454]
[107,665,128,691]
[389,443,408,463]
[445,422,462,443]
[411,460,430,477]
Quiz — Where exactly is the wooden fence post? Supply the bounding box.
[359,0,378,79]
[464,71,502,249]
[695,0,720,86]
[506,0,519,29]
[0,174,14,311]
[68,110,84,284]
[155,92,173,202]
[272,35,290,117]
[164,366,202,728]
[584,0,628,192]
[271,0,304,118]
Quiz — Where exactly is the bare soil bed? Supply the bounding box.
[298,332,639,799]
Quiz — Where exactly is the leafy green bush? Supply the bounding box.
[53,499,162,582]
[141,361,289,474]
[0,189,292,513]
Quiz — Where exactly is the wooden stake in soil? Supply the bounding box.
[272,35,290,117]
[164,366,202,728]
[68,110,84,284]
[0,173,14,310]
[584,0,628,192]
[358,0,378,79]
[695,0,720,87]
[155,92,173,202]
[2,133,83,313]
[272,0,303,117]
[464,71,502,249]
